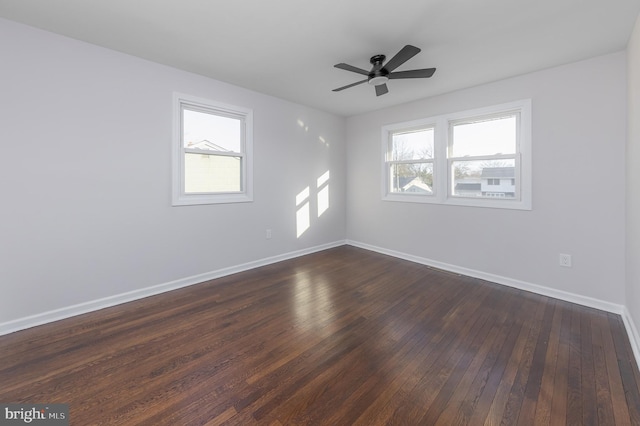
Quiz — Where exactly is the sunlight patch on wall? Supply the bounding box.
[293,115,331,238]
[295,170,332,237]
[296,186,310,238]
[318,136,330,147]
[296,118,329,147]
[297,119,309,132]
[317,170,330,218]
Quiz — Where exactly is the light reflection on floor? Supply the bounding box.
[291,270,334,334]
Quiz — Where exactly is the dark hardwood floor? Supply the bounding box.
[2,245,640,425]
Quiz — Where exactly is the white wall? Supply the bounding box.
[346,52,627,306]
[0,15,633,335]
[626,15,640,338]
[0,18,346,327]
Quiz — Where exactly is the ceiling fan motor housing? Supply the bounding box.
[370,54,386,66]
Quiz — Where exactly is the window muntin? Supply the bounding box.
[381,99,531,210]
[172,93,253,206]
[386,127,435,196]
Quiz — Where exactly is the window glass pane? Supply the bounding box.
[391,128,434,160]
[451,115,516,157]
[451,159,516,198]
[389,163,433,194]
[184,153,241,193]
[183,108,242,152]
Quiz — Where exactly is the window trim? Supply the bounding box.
[381,99,532,210]
[172,92,253,206]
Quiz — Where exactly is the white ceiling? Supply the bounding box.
[1,0,639,117]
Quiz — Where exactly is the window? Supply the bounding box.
[172,93,253,205]
[450,112,518,200]
[387,126,435,196]
[382,99,531,210]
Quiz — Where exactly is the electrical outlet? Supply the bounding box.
[266,229,272,239]
[559,253,572,268]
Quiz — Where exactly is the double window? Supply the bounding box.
[172,93,253,206]
[382,99,531,210]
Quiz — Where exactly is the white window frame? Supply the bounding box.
[172,93,253,206]
[381,99,531,210]
[383,121,437,201]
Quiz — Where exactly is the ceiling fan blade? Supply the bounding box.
[388,68,436,79]
[334,63,370,76]
[383,45,421,72]
[375,83,389,96]
[332,79,368,92]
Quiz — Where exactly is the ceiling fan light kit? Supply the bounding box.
[333,45,436,96]
[368,76,389,86]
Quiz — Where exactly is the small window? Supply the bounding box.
[386,127,435,196]
[172,93,253,206]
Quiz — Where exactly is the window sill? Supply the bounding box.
[382,194,531,210]
[172,193,253,206]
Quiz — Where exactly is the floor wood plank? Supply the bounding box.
[1,246,639,425]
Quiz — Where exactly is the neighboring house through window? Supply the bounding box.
[481,167,516,197]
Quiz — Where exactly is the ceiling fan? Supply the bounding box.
[332,45,436,96]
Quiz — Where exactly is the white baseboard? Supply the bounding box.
[0,240,346,336]
[346,240,624,315]
[622,307,640,371]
